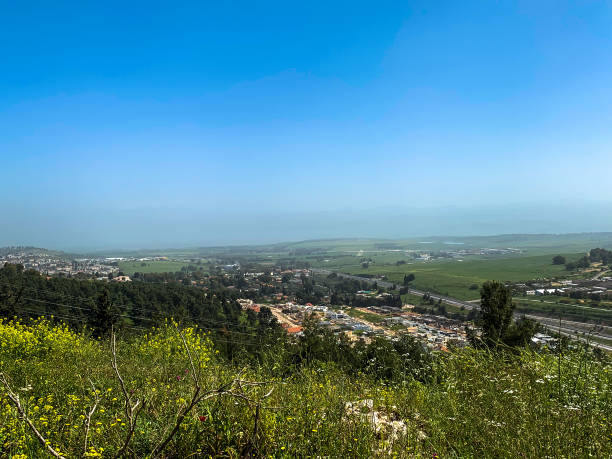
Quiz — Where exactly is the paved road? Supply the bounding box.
[592,269,610,280]
[311,268,612,352]
[312,268,476,309]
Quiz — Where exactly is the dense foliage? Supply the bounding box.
[2,262,611,457]
[589,248,612,266]
[565,247,612,270]
[0,263,282,362]
[552,255,566,265]
[0,263,443,384]
[1,318,611,457]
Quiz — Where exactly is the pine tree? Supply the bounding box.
[90,289,119,338]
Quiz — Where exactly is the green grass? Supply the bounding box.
[276,233,612,255]
[345,308,385,324]
[399,292,469,317]
[589,334,612,348]
[97,233,612,263]
[117,260,193,275]
[335,254,581,300]
[1,318,611,457]
[400,292,424,306]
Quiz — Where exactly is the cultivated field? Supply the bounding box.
[335,254,580,300]
[117,260,193,275]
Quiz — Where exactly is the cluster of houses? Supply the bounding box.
[0,250,117,277]
[384,313,469,348]
[274,303,386,336]
[526,288,565,296]
[238,299,470,350]
[519,277,612,298]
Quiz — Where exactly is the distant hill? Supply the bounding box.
[4,232,612,259]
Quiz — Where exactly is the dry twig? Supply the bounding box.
[151,327,274,458]
[0,372,66,459]
[111,329,146,459]
[83,378,100,455]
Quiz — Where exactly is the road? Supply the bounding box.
[311,268,612,352]
[592,269,610,280]
[522,314,612,351]
[312,268,476,309]
[518,297,612,313]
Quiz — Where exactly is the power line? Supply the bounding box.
[2,278,290,343]
[17,308,266,347]
[20,297,156,323]
[1,279,257,329]
[12,294,278,341]
[23,296,272,337]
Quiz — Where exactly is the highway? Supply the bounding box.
[311,268,477,309]
[311,268,612,352]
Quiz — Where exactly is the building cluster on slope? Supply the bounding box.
[237,298,470,350]
[0,249,118,277]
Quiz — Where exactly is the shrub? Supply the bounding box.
[0,318,611,457]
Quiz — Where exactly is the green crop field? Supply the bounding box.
[338,254,582,300]
[279,233,612,255]
[117,260,193,275]
[114,233,612,263]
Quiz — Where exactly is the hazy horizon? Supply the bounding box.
[2,1,611,250]
[2,202,611,252]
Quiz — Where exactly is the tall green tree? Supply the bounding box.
[0,283,18,318]
[503,316,539,347]
[479,281,515,346]
[89,288,119,338]
[403,273,415,285]
[552,255,566,265]
[0,263,25,318]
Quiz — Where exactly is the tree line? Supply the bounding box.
[556,247,612,271]
[1,263,539,384]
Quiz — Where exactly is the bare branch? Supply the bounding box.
[151,326,279,458]
[0,372,66,459]
[110,329,146,459]
[234,380,273,387]
[152,326,241,457]
[83,378,100,455]
[152,325,204,457]
[174,322,201,387]
[111,330,132,423]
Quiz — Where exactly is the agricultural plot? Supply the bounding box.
[117,260,194,275]
[339,254,580,300]
[280,233,612,255]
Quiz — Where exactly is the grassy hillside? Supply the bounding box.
[276,233,612,254]
[93,233,612,261]
[1,318,611,457]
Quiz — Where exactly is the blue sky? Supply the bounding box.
[1,1,611,249]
